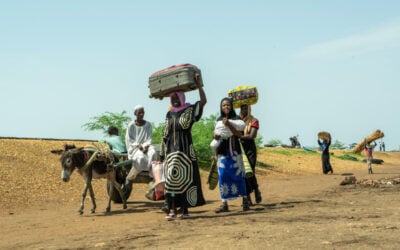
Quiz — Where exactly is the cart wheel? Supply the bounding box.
[107,166,132,203]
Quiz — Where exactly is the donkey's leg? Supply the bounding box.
[79,182,88,215]
[111,172,128,210]
[88,182,96,214]
[86,167,96,213]
[105,174,114,213]
[78,171,95,214]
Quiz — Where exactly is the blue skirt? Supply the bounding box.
[217,152,247,200]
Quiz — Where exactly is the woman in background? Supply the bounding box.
[240,104,262,204]
[318,138,333,174]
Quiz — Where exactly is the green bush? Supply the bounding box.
[267,139,283,146]
[151,122,164,145]
[81,111,131,139]
[192,114,217,161]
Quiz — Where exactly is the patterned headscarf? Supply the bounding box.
[170,91,191,113]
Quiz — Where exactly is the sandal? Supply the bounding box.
[255,189,262,204]
[180,214,190,219]
[165,213,176,221]
[215,203,229,213]
[243,198,250,211]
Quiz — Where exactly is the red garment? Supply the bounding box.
[365,148,373,158]
[250,120,259,130]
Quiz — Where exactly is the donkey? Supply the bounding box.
[51,144,127,215]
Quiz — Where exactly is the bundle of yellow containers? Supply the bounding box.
[228,86,258,109]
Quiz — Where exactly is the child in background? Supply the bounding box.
[103,126,127,154]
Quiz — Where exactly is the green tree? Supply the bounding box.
[267,139,282,147]
[81,111,131,137]
[330,140,345,149]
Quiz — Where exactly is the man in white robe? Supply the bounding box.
[125,105,156,182]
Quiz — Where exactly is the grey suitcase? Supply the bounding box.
[148,64,203,99]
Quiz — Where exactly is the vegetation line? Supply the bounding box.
[0,136,96,142]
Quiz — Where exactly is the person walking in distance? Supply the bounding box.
[365,140,377,174]
[318,138,333,174]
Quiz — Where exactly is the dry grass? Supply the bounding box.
[0,139,107,213]
[258,148,355,176]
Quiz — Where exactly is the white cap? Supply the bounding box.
[134,105,144,112]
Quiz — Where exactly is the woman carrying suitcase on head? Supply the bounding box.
[161,75,206,220]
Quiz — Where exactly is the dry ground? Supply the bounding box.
[1,139,400,249]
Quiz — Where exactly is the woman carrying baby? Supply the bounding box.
[214,97,250,213]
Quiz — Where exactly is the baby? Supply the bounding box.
[210,119,245,153]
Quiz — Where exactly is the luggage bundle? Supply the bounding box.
[148,63,203,99]
[318,131,331,143]
[352,129,384,154]
[228,86,258,109]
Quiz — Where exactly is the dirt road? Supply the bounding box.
[1,166,400,249]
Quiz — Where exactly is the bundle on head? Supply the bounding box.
[318,131,331,142]
[352,129,384,154]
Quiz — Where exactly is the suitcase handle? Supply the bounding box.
[151,63,194,76]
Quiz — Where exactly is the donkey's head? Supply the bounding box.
[51,144,86,182]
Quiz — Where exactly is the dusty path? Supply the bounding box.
[1,161,400,249]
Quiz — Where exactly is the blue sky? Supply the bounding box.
[1,1,399,150]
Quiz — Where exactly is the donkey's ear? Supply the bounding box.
[64,144,76,150]
[51,149,64,155]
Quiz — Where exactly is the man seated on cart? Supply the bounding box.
[125,105,157,182]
